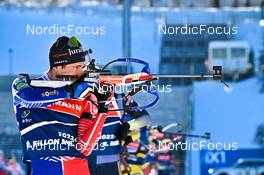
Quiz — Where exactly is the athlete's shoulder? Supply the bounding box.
[12,72,47,91]
[12,75,30,91]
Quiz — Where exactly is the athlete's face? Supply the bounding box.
[52,61,85,80]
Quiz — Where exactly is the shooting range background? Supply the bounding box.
[1,1,264,175]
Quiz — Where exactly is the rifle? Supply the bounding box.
[29,49,229,112]
[163,132,211,140]
[150,124,211,141]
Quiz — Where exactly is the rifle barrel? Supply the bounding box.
[154,74,215,79]
[164,132,211,140]
[177,133,210,139]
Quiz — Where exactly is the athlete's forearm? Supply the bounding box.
[77,113,106,156]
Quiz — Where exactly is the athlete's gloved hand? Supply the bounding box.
[93,88,112,113]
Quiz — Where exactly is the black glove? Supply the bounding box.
[94,89,111,113]
[80,112,93,120]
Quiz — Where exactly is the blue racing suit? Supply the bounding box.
[12,72,107,175]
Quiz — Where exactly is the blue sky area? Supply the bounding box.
[0,7,161,75]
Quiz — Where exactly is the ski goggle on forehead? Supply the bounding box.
[67,36,89,56]
[67,36,80,47]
